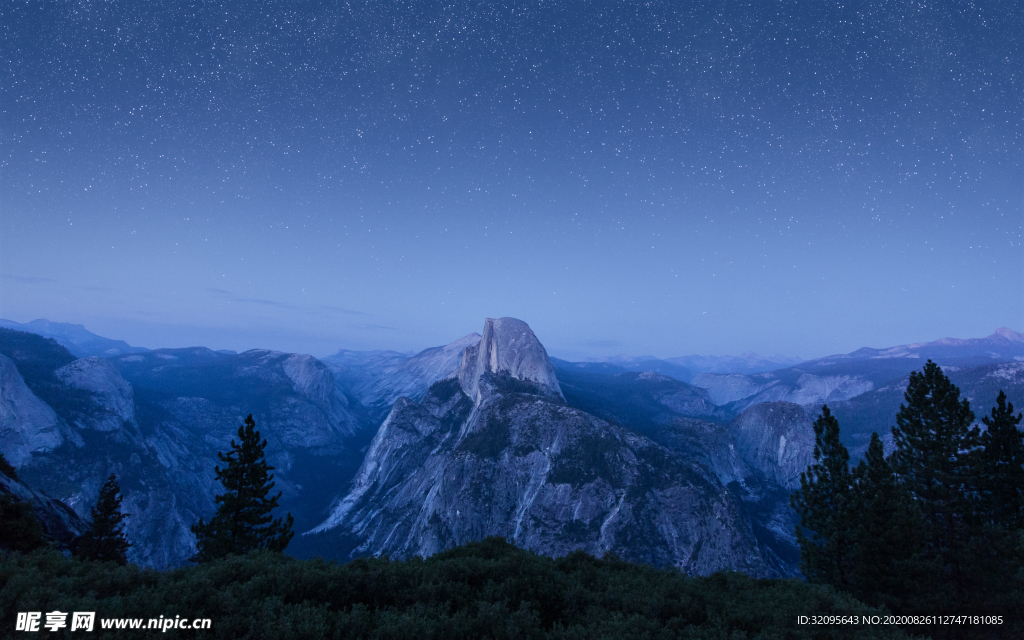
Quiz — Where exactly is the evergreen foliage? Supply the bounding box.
[0,538,913,640]
[890,360,978,607]
[977,391,1024,530]
[75,474,132,565]
[190,414,294,562]
[847,433,932,611]
[0,452,17,480]
[793,361,1024,634]
[426,376,464,404]
[791,405,855,588]
[0,494,46,553]
[967,391,1024,615]
[489,370,544,396]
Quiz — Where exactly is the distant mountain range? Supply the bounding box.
[321,333,480,422]
[562,353,805,381]
[0,318,148,358]
[689,328,1024,420]
[1,319,1022,574]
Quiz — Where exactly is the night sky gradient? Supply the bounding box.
[2,1,1021,359]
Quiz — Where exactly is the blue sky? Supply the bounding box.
[2,1,1020,359]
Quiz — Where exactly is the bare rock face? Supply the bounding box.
[281,353,360,444]
[729,402,815,489]
[7,345,371,569]
[0,354,68,466]
[692,371,873,413]
[459,318,562,403]
[324,333,481,418]
[310,319,783,577]
[641,372,721,419]
[310,377,771,575]
[237,349,363,449]
[55,356,137,431]
[691,373,776,406]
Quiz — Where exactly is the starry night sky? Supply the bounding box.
[2,1,1020,359]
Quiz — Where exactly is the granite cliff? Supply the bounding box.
[309,318,788,576]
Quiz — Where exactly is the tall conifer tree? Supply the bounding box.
[76,474,132,565]
[977,390,1024,530]
[191,414,294,562]
[847,433,931,611]
[889,360,977,607]
[965,390,1024,614]
[791,405,856,588]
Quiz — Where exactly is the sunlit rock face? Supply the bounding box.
[458,317,563,403]
[0,354,67,466]
[310,318,784,577]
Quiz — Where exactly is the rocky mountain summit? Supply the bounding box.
[308,318,795,576]
[56,357,139,433]
[728,402,815,490]
[458,317,563,402]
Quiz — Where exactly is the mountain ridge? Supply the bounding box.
[307,318,801,577]
[0,318,148,358]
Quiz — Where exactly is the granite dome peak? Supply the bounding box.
[458,317,562,403]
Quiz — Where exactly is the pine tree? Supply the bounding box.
[977,390,1024,530]
[0,494,46,552]
[790,405,856,588]
[964,390,1024,614]
[75,474,132,565]
[190,414,294,562]
[889,360,977,607]
[847,432,932,612]
[0,451,17,480]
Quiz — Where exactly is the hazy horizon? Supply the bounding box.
[2,313,1021,366]
[3,2,1020,360]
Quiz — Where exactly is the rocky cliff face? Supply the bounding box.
[323,334,481,420]
[1,339,371,568]
[646,405,814,572]
[729,402,815,490]
[309,319,784,576]
[691,371,873,412]
[459,318,562,402]
[55,357,138,433]
[0,353,71,467]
